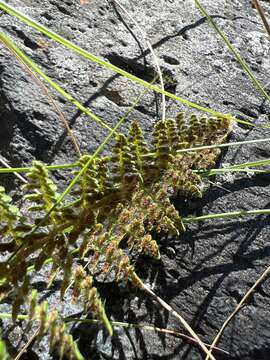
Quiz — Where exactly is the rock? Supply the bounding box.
[0,0,270,359]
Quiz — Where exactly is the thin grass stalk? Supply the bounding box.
[205,263,270,360]
[0,313,228,355]
[0,163,79,174]
[0,30,112,133]
[199,157,270,175]
[15,330,38,360]
[194,0,270,103]
[1,143,270,175]
[252,0,270,38]
[203,168,269,176]
[223,158,270,168]
[0,0,259,125]
[175,137,270,154]
[184,209,270,223]
[1,165,266,176]
[0,34,81,156]
[65,319,229,355]
[0,157,28,183]
[137,278,217,360]
[110,0,166,121]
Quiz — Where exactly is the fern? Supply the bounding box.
[27,290,84,360]
[0,113,232,358]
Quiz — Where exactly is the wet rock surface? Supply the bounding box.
[0,0,270,359]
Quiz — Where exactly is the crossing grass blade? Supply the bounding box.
[194,0,270,104]
[0,30,112,132]
[0,0,260,126]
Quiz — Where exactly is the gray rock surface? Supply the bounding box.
[0,0,270,359]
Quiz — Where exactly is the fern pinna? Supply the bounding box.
[0,113,231,359]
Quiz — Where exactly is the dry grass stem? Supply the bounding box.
[110,0,166,121]
[140,282,217,360]
[252,0,270,38]
[14,329,39,360]
[205,263,270,360]
[1,40,82,156]
[0,157,28,183]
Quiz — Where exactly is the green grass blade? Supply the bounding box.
[184,209,270,223]
[0,0,255,124]
[0,31,81,155]
[0,162,79,174]
[0,30,112,132]
[1,144,270,175]
[0,338,10,360]
[194,0,270,103]
[201,168,269,176]
[200,158,270,176]
[0,313,28,320]
[175,137,270,154]
[224,158,270,169]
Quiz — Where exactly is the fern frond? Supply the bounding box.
[23,161,60,221]
[128,122,149,174]
[27,290,84,360]
[72,266,112,335]
[0,186,19,231]
[111,133,141,188]
[0,112,232,358]
[12,275,30,320]
[0,186,25,250]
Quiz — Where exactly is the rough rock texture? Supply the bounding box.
[0,0,270,359]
